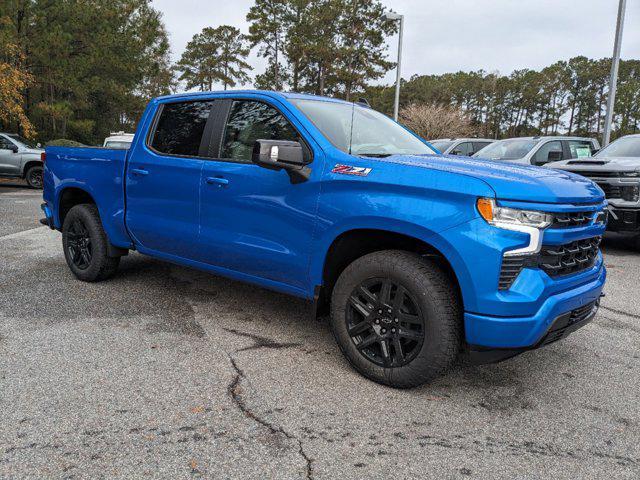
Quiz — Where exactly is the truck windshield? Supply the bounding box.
[595,136,640,158]
[430,140,454,152]
[290,99,435,157]
[7,134,38,149]
[474,138,539,160]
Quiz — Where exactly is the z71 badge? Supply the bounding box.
[332,164,372,176]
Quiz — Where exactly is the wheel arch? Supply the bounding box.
[313,224,470,318]
[56,186,97,227]
[22,160,43,178]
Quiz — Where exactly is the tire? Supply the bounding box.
[25,165,43,189]
[330,250,461,388]
[62,204,120,282]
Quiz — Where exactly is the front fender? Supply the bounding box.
[308,215,477,310]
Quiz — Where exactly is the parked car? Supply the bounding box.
[547,134,640,234]
[0,133,45,188]
[430,138,494,156]
[473,136,600,166]
[41,91,607,388]
[103,132,134,149]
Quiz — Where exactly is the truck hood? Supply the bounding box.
[377,154,604,204]
[546,156,640,173]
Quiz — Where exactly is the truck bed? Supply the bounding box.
[43,146,132,248]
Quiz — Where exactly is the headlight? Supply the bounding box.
[477,198,553,228]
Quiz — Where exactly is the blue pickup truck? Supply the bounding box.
[41,91,607,388]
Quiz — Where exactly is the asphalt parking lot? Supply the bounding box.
[1,183,639,479]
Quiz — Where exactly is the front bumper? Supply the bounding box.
[607,207,640,233]
[464,263,606,350]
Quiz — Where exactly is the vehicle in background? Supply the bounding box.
[430,138,494,156]
[547,134,640,235]
[42,91,607,388]
[103,132,134,149]
[473,136,600,166]
[0,133,45,188]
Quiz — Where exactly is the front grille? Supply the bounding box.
[571,170,619,179]
[552,211,594,228]
[498,236,601,290]
[539,237,601,277]
[597,183,622,198]
[498,257,528,290]
[540,301,598,346]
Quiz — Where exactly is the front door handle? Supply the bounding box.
[130,168,149,176]
[205,176,229,187]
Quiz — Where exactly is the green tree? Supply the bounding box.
[177,25,251,91]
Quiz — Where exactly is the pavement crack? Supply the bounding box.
[227,354,313,479]
[223,327,302,352]
[601,305,640,320]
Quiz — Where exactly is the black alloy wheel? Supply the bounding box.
[66,218,93,270]
[346,278,425,368]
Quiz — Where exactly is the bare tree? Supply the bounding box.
[399,103,477,140]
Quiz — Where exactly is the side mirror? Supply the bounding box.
[252,139,311,184]
[547,150,563,162]
[10,144,19,153]
[468,151,475,156]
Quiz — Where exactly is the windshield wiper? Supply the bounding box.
[357,153,392,158]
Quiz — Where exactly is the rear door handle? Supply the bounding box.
[130,168,149,176]
[205,176,229,187]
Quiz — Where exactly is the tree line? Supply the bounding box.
[1,0,638,144]
[365,57,640,140]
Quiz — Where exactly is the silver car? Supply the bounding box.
[473,136,600,166]
[0,133,45,188]
[430,138,494,156]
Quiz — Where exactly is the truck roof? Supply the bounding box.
[153,90,356,106]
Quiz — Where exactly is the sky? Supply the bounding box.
[152,0,640,88]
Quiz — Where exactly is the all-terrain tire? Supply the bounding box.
[62,204,120,282]
[330,250,461,388]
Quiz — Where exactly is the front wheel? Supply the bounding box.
[62,204,120,282]
[25,165,43,189]
[330,250,461,388]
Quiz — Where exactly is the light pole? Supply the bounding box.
[383,11,404,121]
[603,0,627,146]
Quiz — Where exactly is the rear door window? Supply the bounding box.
[451,142,473,156]
[150,100,215,156]
[567,140,595,158]
[220,100,299,163]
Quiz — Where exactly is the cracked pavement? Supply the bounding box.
[1,184,639,479]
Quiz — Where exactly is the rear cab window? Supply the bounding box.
[150,100,215,157]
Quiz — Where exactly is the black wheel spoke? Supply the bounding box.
[66,218,92,270]
[358,285,378,306]
[379,339,391,366]
[348,321,371,336]
[356,334,377,350]
[349,295,371,318]
[398,328,424,341]
[392,336,405,363]
[378,281,392,304]
[346,277,425,368]
[398,311,421,325]
[393,285,407,309]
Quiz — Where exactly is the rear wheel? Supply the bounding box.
[25,165,43,189]
[330,250,461,388]
[62,204,120,282]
